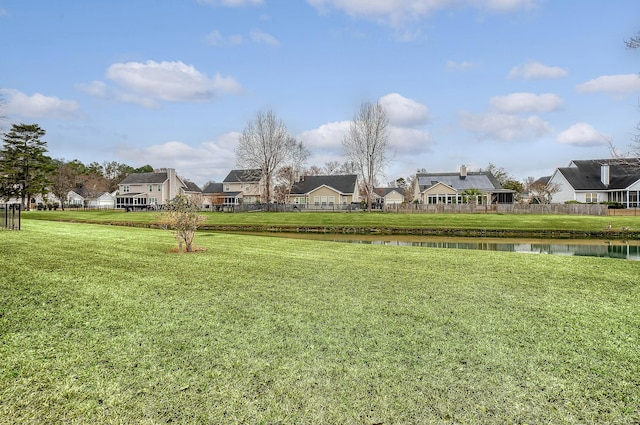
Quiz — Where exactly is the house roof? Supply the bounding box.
[374,187,403,197]
[119,171,168,185]
[558,158,640,190]
[417,171,508,193]
[182,181,201,192]
[290,174,358,195]
[202,182,224,194]
[223,169,262,183]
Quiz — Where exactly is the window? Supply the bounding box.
[149,185,153,192]
[225,184,230,191]
[314,196,320,205]
[328,196,335,205]
[157,184,162,191]
[585,193,598,203]
[149,197,158,205]
[122,185,130,193]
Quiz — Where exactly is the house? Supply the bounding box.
[373,187,405,206]
[222,169,264,204]
[67,187,116,208]
[202,182,225,209]
[287,174,360,207]
[116,168,190,209]
[548,159,640,207]
[414,165,514,204]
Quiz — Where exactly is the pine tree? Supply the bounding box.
[0,123,53,209]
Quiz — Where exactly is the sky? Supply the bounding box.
[1,0,639,187]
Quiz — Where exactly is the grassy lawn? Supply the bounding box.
[24,209,640,235]
[1,220,639,423]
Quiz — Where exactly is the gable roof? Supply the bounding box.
[290,174,358,195]
[558,158,640,190]
[223,169,262,183]
[416,171,506,192]
[374,187,404,197]
[202,182,224,194]
[119,171,168,185]
[182,181,201,192]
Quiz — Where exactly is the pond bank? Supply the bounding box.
[199,224,640,240]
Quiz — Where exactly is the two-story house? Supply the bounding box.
[222,169,264,204]
[116,168,197,209]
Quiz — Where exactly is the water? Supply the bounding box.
[237,233,640,260]
[334,237,640,260]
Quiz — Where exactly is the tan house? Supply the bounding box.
[414,166,514,204]
[287,174,359,207]
[116,168,197,209]
[222,169,264,204]
[202,182,225,209]
[373,187,405,206]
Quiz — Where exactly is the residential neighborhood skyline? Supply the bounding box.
[1,1,639,185]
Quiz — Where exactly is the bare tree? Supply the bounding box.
[342,101,391,211]
[323,160,342,175]
[525,177,561,204]
[49,160,76,210]
[236,110,299,208]
[160,194,206,253]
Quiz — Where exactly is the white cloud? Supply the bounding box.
[206,28,278,47]
[490,92,563,114]
[446,60,480,71]
[389,126,432,154]
[298,121,350,152]
[575,74,640,97]
[80,61,243,107]
[205,30,244,46]
[249,29,279,46]
[557,123,607,147]
[117,133,241,185]
[197,0,263,7]
[0,88,79,119]
[508,60,568,80]
[379,93,430,127]
[308,0,536,27]
[459,111,552,141]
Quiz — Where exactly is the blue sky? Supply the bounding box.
[1,0,639,186]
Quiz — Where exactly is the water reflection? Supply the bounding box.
[335,238,640,260]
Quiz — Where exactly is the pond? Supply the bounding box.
[234,233,640,261]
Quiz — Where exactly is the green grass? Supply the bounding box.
[1,220,639,423]
[24,209,640,234]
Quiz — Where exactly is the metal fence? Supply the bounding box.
[1,204,21,230]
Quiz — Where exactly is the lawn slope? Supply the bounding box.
[1,220,639,423]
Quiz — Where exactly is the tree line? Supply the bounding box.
[0,123,152,210]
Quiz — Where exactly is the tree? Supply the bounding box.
[236,110,299,208]
[279,141,310,199]
[342,101,391,211]
[524,177,560,204]
[0,123,53,209]
[160,194,206,253]
[49,160,76,210]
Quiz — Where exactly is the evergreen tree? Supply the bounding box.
[0,123,53,209]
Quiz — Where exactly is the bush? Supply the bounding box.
[601,201,624,209]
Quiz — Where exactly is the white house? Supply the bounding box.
[548,159,640,207]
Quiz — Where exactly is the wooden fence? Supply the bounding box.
[383,203,609,216]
